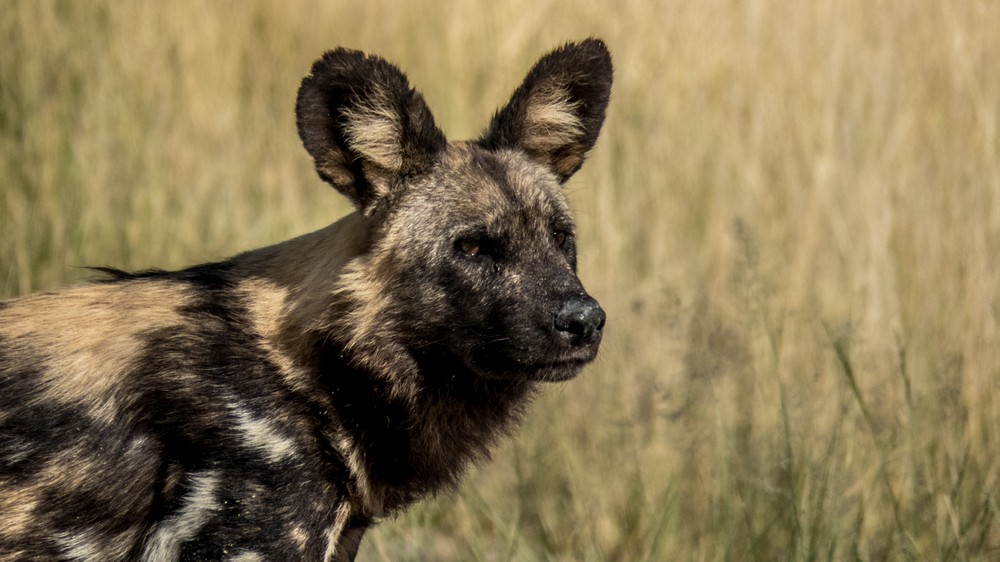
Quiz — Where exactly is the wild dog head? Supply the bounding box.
[296,39,612,383]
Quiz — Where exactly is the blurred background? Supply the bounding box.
[3,1,999,559]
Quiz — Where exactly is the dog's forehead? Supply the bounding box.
[410,142,571,226]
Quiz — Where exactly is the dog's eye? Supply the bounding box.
[553,230,568,248]
[458,239,480,256]
[455,235,500,264]
[456,237,493,259]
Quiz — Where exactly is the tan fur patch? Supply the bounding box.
[552,152,584,178]
[0,281,190,422]
[0,492,37,540]
[237,212,370,347]
[522,84,584,155]
[289,525,309,553]
[317,147,357,188]
[234,278,305,391]
[342,91,404,174]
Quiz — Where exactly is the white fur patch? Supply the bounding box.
[228,552,264,562]
[141,471,220,562]
[229,405,299,464]
[52,530,102,560]
[322,502,354,562]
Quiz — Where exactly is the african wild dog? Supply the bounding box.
[0,39,612,561]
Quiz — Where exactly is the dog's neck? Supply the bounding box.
[313,338,536,517]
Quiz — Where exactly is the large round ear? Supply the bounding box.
[296,48,447,214]
[478,39,613,182]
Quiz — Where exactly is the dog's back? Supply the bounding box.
[0,266,364,560]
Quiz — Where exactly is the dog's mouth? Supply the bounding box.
[524,358,591,382]
[470,349,598,382]
[456,316,605,382]
[527,347,605,380]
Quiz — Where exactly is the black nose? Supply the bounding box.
[555,295,606,344]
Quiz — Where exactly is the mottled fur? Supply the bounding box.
[0,39,612,561]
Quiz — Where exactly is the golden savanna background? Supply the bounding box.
[3,1,999,560]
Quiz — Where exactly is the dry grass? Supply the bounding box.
[3,0,1000,559]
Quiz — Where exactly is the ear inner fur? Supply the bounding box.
[296,48,447,213]
[478,38,613,182]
